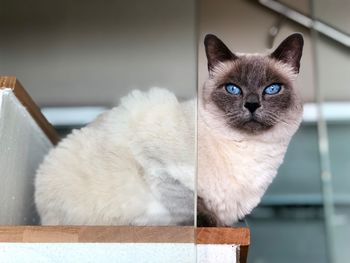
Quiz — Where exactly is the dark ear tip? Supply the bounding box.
[287,33,304,46]
[271,33,304,73]
[204,34,219,44]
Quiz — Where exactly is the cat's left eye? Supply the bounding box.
[263,84,282,95]
[224,83,242,95]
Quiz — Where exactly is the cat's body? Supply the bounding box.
[35,89,195,225]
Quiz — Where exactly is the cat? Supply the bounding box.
[35,33,303,226]
[35,89,195,225]
[197,33,304,226]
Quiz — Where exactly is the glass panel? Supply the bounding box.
[0,2,197,261]
[312,1,350,262]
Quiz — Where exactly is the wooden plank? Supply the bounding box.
[0,226,195,243]
[22,227,79,242]
[0,76,59,145]
[77,226,195,243]
[196,227,250,245]
[0,226,249,244]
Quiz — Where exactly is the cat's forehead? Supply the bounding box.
[212,54,296,88]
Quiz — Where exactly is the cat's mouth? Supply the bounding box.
[241,115,273,132]
[243,119,262,127]
[226,113,275,133]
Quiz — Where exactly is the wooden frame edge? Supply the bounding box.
[196,227,250,245]
[0,76,60,145]
[0,226,195,243]
[0,226,250,244]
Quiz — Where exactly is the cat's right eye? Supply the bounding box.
[224,83,242,95]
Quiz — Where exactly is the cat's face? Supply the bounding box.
[200,33,304,138]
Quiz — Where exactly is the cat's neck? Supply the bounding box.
[198,112,290,225]
[198,114,289,165]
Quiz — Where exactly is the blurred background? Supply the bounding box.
[1,0,349,262]
[0,0,197,135]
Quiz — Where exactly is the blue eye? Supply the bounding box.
[264,84,282,95]
[225,83,241,95]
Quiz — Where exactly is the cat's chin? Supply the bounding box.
[239,119,273,134]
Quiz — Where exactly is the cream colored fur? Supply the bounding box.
[35,88,195,225]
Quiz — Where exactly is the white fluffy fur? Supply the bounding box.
[35,88,195,225]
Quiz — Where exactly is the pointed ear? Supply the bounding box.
[204,34,237,72]
[270,33,304,73]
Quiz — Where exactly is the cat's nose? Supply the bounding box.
[244,102,261,113]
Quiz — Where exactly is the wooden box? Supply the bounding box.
[0,76,249,262]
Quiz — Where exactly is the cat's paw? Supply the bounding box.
[197,197,219,227]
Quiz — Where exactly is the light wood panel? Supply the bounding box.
[196,227,249,245]
[0,226,195,243]
[0,226,250,244]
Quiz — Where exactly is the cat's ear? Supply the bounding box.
[270,33,304,73]
[204,34,237,72]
